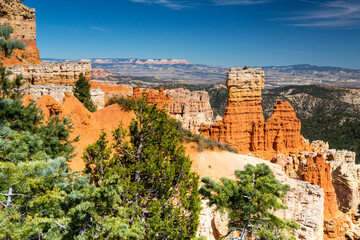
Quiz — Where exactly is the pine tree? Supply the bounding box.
[83,101,202,239]
[72,73,97,112]
[0,25,26,57]
[83,131,112,186]
[200,164,299,240]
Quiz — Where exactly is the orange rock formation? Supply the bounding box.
[36,93,134,171]
[199,68,306,155]
[131,86,213,132]
[299,154,338,218]
[298,154,354,240]
[90,82,132,102]
[0,0,41,65]
[144,87,171,109]
[265,100,303,152]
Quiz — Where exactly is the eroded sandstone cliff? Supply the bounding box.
[187,149,325,240]
[273,143,360,239]
[23,84,104,109]
[0,0,40,65]
[199,68,306,155]
[8,62,92,85]
[131,86,214,133]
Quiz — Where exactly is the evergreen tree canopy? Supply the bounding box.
[0,65,143,239]
[0,25,26,57]
[200,164,299,240]
[83,101,201,239]
[72,73,97,112]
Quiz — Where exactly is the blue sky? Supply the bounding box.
[27,0,360,69]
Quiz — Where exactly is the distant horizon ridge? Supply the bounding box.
[41,58,360,70]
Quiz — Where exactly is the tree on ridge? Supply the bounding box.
[200,164,299,240]
[83,100,202,239]
[0,25,26,58]
[73,72,97,112]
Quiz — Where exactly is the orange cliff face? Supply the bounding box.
[0,0,41,66]
[299,154,338,218]
[199,68,307,157]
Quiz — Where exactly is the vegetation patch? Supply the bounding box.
[73,73,97,112]
[105,96,139,111]
[178,126,238,154]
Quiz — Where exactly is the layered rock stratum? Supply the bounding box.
[23,84,105,109]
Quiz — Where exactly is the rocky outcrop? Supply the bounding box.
[271,145,360,239]
[199,68,306,154]
[131,87,214,133]
[327,150,360,213]
[299,143,360,215]
[196,201,228,240]
[8,62,92,85]
[166,88,213,133]
[298,154,338,218]
[277,178,324,240]
[0,0,40,65]
[90,82,132,102]
[189,150,325,240]
[23,84,104,109]
[90,88,105,110]
[145,87,172,109]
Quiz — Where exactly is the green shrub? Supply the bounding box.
[105,96,139,111]
[0,25,26,57]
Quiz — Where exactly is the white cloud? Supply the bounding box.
[90,26,110,32]
[274,0,360,28]
[212,0,270,5]
[128,0,270,10]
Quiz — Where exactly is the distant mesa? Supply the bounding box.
[93,58,191,65]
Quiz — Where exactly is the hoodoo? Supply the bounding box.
[199,67,306,154]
